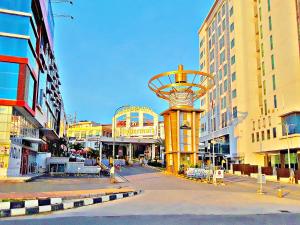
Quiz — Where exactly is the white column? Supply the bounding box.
[129,143,132,160]
[151,143,156,160]
[99,141,103,164]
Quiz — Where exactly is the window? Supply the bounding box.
[274,95,277,108]
[261,43,264,57]
[258,119,261,129]
[218,26,222,36]
[273,127,277,138]
[262,131,265,141]
[256,132,260,142]
[0,62,19,100]
[224,79,228,91]
[233,106,237,118]
[263,80,266,95]
[231,38,235,49]
[253,121,255,130]
[231,55,235,65]
[210,63,214,73]
[252,133,255,143]
[268,0,271,11]
[259,7,262,21]
[219,36,225,49]
[200,38,204,47]
[267,129,271,139]
[230,7,234,16]
[221,111,227,128]
[260,25,263,39]
[26,67,35,110]
[219,35,224,49]
[262,61,265,75]
[222,4,225,16]
[223,64,228,76]
[270,35,273,50]
[221,96,227,109]
[232,89,237,99]
[271,55,275,69]
[281,113,300,135]
[222,19,226,31]
[220,50,225,64]
[219,69,222,80]
[210,50,214,61]
[264,99,268,115]
[272,75,276,90]
[220,84,223,95]
[232,72,236,81]
[268,16,272,31]
[230,23,234,32]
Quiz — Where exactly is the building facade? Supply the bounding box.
[67,121,112,141]
[112,106,159,139]
[0,0,67,177]
[199,0,300,168]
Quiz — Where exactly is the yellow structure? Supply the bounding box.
[67,121,104,140]
[112,106,159,139]
[149,65,213,173]
[198,0,300,168]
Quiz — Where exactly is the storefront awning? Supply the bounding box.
[40,128,59,141]
[22,137,47,144]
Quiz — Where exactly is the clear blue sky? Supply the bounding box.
[53,0,214,124]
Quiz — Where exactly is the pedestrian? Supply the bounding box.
[110,165,115,183]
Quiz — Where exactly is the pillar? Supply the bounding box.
[151,143,155,160]
[99,141,103,164]
[129,143,132,160]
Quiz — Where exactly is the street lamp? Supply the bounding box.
[113,105,130,167]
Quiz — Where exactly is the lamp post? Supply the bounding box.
[113,105,130,167]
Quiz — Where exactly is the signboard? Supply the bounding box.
[257,174,266,184]
[214,170,224,179]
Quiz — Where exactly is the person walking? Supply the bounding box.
[110,165,115,183]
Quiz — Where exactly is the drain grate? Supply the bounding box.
[279,210,291,213]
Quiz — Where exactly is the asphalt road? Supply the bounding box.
[1,165,300,225]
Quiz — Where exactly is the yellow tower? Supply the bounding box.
[148,65,213,173]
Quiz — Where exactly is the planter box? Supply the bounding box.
[250,173,258,178]
[234,171,241,175]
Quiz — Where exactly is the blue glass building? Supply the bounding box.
[0,0,67,177]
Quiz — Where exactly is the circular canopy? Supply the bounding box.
[148,65,214,105]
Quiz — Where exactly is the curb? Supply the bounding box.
[0,190,141,218]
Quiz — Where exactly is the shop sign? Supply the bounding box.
[214,170,224,179]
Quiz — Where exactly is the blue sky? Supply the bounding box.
[53,0,214,124]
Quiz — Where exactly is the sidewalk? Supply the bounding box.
[0,188,134,201]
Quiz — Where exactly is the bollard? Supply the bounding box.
[277,188,283,198]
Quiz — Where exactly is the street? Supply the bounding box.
[1,166,300,225]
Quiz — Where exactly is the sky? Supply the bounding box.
[53,0,214,124]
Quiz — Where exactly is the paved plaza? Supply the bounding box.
[1,166,300,224]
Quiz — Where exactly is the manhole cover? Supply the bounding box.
[279,210,291,213]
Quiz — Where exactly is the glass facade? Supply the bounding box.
[0,0,31,12]
[0,13,30,35]
[282,113,300,135]
[0,62,19,100]
[25,67,35,109]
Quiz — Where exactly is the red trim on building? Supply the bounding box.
[17,64,27,101]
[0,100,35,116]
[0,55,28,64]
